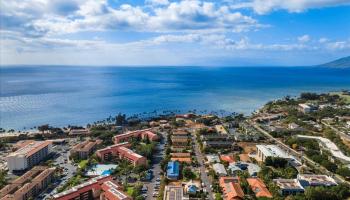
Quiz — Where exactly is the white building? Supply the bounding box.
[7,141,52,172]
[297,174,337,187]
[256,145,301,166]
[212,163,227,176]
[298,104,311,113]
[297,135,350,163]
[206,155,220,163]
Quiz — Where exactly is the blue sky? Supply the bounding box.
[1,0,350,66]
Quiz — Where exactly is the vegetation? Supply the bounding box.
[90,126,117,145]
[265,157,288,168]
[291,183,350,200]
[0,170,7,189]
[182,167,196,180]
[56,175,83,193]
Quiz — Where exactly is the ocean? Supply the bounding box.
[1,66,350,130]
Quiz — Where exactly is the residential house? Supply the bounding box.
[219,177,244,200]
[247,178,272,198]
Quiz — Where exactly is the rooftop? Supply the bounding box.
[167,161,180,177]
[103,181,130,200]
[247,178,272,198]
[273,179,304,190]
[298,174,337,187]
[7,141,51,158]
[219,177,244,200]
[213,163,227,175]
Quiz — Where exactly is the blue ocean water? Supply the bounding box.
[1,66,350,130]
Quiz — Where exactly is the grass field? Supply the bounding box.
[330,92,350,104]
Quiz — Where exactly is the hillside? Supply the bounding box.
[319,56,350,68]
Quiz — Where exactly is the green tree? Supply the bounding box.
[182,167,195,180]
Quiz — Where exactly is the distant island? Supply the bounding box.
[319,56,350,68]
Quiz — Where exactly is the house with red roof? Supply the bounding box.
[247,178,273,198]
[219,177,244,200]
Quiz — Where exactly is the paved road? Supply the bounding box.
[248,120,349,185]
[192,131,214,200]
[146,132,166,200]
[42,144,77,199]
[322,121,350,141]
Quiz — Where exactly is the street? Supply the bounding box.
[192,131,214,200]
[146,132,166,200]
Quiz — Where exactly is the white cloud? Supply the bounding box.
[145,0,169,6]
[326,40,350,50]
[230,0,350,14]
[298,34,310,43]
[319,37,329,43]
[0,0,260,36]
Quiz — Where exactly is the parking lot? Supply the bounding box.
[40,143,77,199]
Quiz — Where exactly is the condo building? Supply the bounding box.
[96,142,131,162]
[53,175,131,200]
[70,139,102,160]
[113,129,158,144]
[7,141,52,172]
[0,166,55,200]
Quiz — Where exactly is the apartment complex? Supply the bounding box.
[170,153,191,163]
[113,129,158,144]
[219,177,244,200]
[171,135,190,147]
[7,141,52,172]
[201,134,233,148]
[70,140,102,160]
[96,142,146,166]
[0,166,55,200]
[53,175,131,200]
[97,129,152,167]
[96,142,131,161]
[117,147,147,166]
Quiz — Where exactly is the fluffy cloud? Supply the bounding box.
[145,0,169,6]
[231,0,350,14]
[0,0,260,37]
[298,34,311,43]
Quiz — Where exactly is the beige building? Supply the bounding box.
[70,140,102,160]
[0,166,55,200]
[7,141,52,172]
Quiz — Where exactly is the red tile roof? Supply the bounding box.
[219,177,244,200]
[246,178,272,198]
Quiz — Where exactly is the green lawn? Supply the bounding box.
[127,186,134,196]
[330,92,350,104]
[78,160,88,169]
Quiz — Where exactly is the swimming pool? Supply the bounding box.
[86,164,117,176]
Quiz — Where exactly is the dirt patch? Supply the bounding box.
[238,142,257,154]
